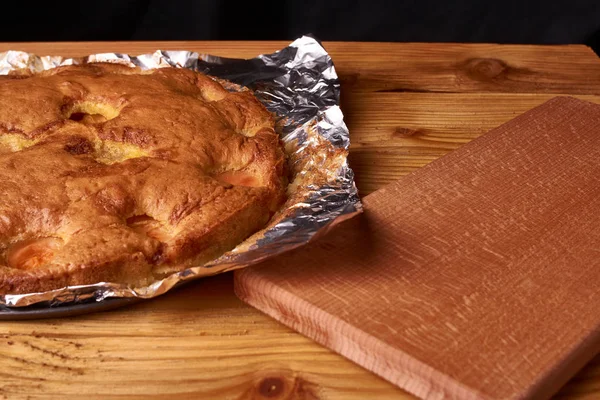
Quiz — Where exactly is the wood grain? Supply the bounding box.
[0,41,598,399]
[235,97,600,400]
[343,92,600,194]
[0,274,408,400]
[0,42,599,94]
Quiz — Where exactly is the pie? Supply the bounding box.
[0,63,287,294]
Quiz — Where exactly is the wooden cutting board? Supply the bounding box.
[234,96,600,400]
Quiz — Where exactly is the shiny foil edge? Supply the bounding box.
[0,36,362,308]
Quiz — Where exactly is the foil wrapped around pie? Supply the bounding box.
[0,36,361,308]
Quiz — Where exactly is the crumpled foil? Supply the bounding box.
[0,35,361,308]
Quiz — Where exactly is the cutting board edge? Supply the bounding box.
[233,268,493,400]
[234,251,600,400]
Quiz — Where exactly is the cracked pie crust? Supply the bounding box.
[0,63,287,294]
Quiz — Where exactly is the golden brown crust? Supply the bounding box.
[0,63,287,294]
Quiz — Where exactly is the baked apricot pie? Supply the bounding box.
[0,63,287,294]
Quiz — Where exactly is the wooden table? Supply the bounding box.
[0,41,599,399]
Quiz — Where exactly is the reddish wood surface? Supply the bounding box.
[234,97,600,400]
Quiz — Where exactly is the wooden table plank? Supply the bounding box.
[0,275,410,400]
[344,93,600,194]
[331,43,600,94]
[1,274,599,400]
[1,42,599,94]
[0,41,599,399]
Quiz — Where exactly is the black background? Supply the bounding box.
[1,0,599,54]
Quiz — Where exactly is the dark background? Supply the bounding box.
[1,0,599,54]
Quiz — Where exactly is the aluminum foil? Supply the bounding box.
[0,35,362,308]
